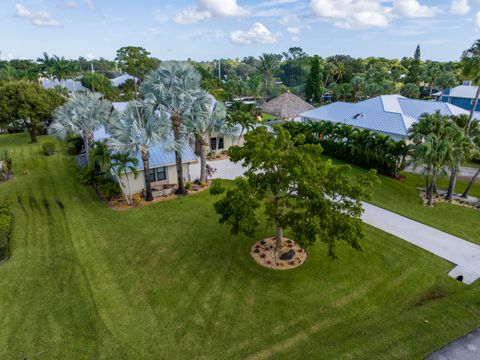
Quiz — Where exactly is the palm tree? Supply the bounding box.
[434,72,457,103]
[52,55,76,88]
[258,54,279,102]
[461,39,480,132]
[409,112,460,206]
[111,152,139,205]
[142,61,204,196]
[188,95,233,183]
[107,101,167,202]
[50,92,112,155]
[37,52,55,81]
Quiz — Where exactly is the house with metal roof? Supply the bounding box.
[434,81,480,112]
[300,94,479,141]
[94,120,198,197]
[40,79,89,93]
[110,74,137,87]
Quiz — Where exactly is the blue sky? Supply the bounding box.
[1,0,479,61]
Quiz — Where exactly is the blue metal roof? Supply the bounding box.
[300,95,479,138]
[93,126,197,169]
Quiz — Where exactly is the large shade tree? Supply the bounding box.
[210,126,378,259]
[0,81,64,143]
[50,92,112,154]
[106,101,166,202]
[142,61,204,195]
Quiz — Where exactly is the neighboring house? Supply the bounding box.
[434,81,480,112]
[110,74,137,87]
[40,79,89,93]
[300,94,480,141]
[262,92,314,121]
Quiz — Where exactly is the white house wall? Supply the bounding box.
[117,164,192,196]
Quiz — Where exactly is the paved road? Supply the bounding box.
[191,159,480,284]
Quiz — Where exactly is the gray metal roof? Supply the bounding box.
[300,95,480,138]
[93,126,197,169]
[41,79,89,93]
[110,74,137,87]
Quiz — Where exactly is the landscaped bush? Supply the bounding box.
[0,149,13,180]
[42,141,56,156]
[0,205,12,262]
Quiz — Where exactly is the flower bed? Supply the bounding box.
[250,237,307,270]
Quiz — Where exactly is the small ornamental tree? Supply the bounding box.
[210,126,379,259]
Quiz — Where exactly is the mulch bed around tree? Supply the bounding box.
[251,237,307,270]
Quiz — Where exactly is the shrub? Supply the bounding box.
[0,205,11,262]
[42,141,56,156]
[185,182,192,190]
[96,176,122,200]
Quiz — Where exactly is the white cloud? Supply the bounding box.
[393,0,438,18]
[64,1,78,9]
[287,26,301,34]
[310,0,390,29]
[476,11,480,29]
[15,4,62,27]
[84,0,94,10]
[173,0,248,24]
[231,22,282,45]
[451,0,470,14]
[173,7,211,24]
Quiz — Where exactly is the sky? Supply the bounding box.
[1,0,479,62]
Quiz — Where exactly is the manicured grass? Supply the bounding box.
[323,156,480,245]
[0,133,480,359]
[262,113,277,121]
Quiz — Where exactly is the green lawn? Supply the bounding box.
[0,133,480,359]
[322,157,480,245]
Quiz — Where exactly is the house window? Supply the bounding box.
[147,167,167,182]
[210,137,224,150]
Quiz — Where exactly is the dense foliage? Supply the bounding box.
[284,121,410,177]
[0,81,64,142]
[0,205,11,262]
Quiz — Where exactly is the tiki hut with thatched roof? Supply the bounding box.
[262,92,314,121]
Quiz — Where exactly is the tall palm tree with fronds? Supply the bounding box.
[188,95,235,183]
[50,92,112,155]
[409,111,461,206]
[461,39,480,131]
[258,54,279,102]
[106,101,167,202]
[142,61,204,195]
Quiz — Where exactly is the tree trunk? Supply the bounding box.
[427,172,436,206]
[142,152,153,202]
[467,86,480,133]
[117,172,130,205]
[124,169,132,205]
[462,168,480,198]
[446,169,457,201]
[172,112,186,195]
[275,222,283,250]
[199,138,208,183]
[29,124,38,143]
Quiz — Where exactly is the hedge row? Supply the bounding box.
[0,205,11,262]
